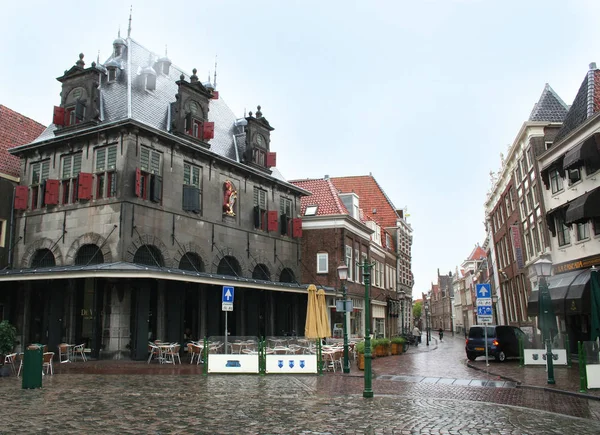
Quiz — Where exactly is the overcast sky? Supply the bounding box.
[2,1,600,296]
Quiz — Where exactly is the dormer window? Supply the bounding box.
[108,68,117,82]
[183,100,214,141]
[114,46,121,57]
[145,74,156,91]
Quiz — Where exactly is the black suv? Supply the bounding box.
[465,325,527,362]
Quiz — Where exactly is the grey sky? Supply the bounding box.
[2,0,600,296]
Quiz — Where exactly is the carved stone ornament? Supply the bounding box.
[223,180,237,216]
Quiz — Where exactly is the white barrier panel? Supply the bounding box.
[208,354,259,373]
[524,348,568,366]
[587,364,600,388]
[266,354,317,374]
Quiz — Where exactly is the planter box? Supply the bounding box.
[358,353,364,370]
[391,343,401,355]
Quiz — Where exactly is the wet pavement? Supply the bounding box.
[1,334,600,434]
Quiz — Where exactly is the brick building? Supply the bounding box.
[0,106,45,320]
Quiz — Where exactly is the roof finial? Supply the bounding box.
[76,53,85,68]
[256,105,262,118]
[165,45,168,57]
[127,5,132,38]
[97,50,100,64]
[118,27,121,38]
[214,55,218,89]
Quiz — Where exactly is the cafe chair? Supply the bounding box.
[42,352,55,375]
[72,344,87,362]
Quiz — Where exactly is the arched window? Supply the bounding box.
[133,245,164,267]
[252,264,270,281]
[75,244,104,265]
[217,256,241,277]
[279,268,296,283]
[30,249,56,268]
[179,252,204,272]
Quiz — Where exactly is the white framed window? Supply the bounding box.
[139,146,162,202]
[30,160,50,210]
[354,248,360,282]
[550,169,564,194]
[577,222,590,241]
[317,252,328,274]
[345,245,353,281]
[184,163,201,188]
[556,214,571,246]
[253,187,268,231]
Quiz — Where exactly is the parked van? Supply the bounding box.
[465,325,528,362]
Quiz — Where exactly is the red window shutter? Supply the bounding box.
[203,122,215,140]
[211,91,219,99]
[44,179,59,205]
[77,173,93,200]
[292,218,303,238]
[267,210,278,232]
[53,106,65,126]
[14,185,28,210]
[135,168,141,197]
[266,152,277,168]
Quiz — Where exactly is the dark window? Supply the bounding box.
[217,256,241,276]
[550,169,564,194]
[280,268,296,283]
[95,145,117,199]
[594,217,600,236]
[253,187,268,231]
[179,252,203,272]
[133,245,164,267]
[252,264,271,281]
[30,249,56,268]
[139,147,162,203]
[75,244,104,265]
[577,222,589,241]
[30,161,50,209]
[556,214,571,246]
[568,168,581,185]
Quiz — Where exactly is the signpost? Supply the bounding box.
[222,286,234,354]
[476,283,492,366]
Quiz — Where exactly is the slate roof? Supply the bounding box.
[16,37,290,185]
[289,178,348,216]
[554,66,600,144]
[329,175,400,228]
[528,83,569,122]
[0,105,45,178]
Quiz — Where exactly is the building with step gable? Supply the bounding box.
[2,33,312,359]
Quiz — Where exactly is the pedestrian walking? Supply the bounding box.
[412,326,421,345]
[438,328,444,342]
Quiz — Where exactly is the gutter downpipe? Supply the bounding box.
[7,185,16,268]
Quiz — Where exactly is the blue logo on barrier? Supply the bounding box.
[300,360,305,369]
[278,360,283,369]
[289,360,295,369]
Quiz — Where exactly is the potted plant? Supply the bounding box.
[379,338,391,356]
[355,341,365,370]
[0,320,17,377]
[391,336,406,355]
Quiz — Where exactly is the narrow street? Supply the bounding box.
[1,334,600,434]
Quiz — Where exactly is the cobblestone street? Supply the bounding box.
[1,335,600,434]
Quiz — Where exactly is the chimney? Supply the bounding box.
[588,62,596,118]
[324,174,329,180]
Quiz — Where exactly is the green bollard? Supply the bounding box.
[259,337,266,376]
[519,335,524,368]
[565,335,571,368]
[317,339,323,376]
[203,337,208,377]
[22,345,43,389]
[579,341,587,393]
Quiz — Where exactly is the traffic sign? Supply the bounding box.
[476,298,492,307]
[222,303,233,311]
[476,283,491,299]
[222,286,234,303]
[478,315,493,324]
[477,306,493,316]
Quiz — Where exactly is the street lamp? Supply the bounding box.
[424,302,430,346]
[533,257,555,385]
[337,263,350,374]
[400,291,405,335]
[360,259,374,398]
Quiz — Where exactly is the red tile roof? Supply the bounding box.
[0,105,45,178]
[467,245,487,262]
[329,175,399,228]
[289,178,348,216]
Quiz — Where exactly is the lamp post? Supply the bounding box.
[534,257,555,385]
[450,295,455,337]
[400,291,405,335]
[492,293,498,325]
[424,302,430,346]
[360,259,374,398]
[337,263,350,374]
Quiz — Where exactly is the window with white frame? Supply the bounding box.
[182,162,202,213]
[61,153,82,204]
[30,160,50,209]
[556,214,571,246]
[345,245,353,281]
[95,145,117,199]
[253,187,268,231]
[550,169,563,194]
[577,222,589,241]
[354,247,360,281]
[317,252,328,273]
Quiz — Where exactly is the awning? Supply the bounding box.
[563,142,584,170]
[581,133,600,168]
[565,269,591,314]
[527,269,591,316]
[565,187,600,224]
[0,261,336,295]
